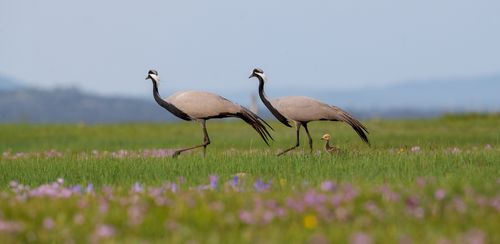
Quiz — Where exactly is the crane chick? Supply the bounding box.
[320,133,340,154]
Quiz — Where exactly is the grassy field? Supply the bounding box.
[0,115,499,243]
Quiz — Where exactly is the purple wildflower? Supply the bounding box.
[132,182,143,193]
[254,179,271,192]
[304,190,327,207]
[71,185,82,193]
[86,184,94,193]
[232,176,239,186]
[209,175,218,189]
[171,183,178,193]
[320,181,336,192]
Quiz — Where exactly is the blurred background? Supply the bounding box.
[1,0,499,123]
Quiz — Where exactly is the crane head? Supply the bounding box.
[249,68,266,82]
[146,70,160,84]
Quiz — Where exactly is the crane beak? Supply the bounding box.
[145,75,151,80]
[248,74,255,79]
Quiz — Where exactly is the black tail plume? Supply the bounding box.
[337,109,370,145]
[238,107,274,146]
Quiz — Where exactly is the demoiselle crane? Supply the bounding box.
[249,68,369,156]
[146,69,273,158]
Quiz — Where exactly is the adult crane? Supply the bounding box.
[249,68,369,156]
[146,69,272,157]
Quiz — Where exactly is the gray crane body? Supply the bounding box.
[271,96,346,122]
[166,91,241,120]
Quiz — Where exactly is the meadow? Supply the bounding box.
[0,114,499,243]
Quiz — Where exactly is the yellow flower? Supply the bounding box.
[279,179,287,187]
[303,214,317,229]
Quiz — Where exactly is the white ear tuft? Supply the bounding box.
[255,72,267,82]
[150,74,160,85]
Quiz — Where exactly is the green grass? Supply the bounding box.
[0,116,499,243]
[1,117,499,188]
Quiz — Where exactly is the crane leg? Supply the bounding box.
[172,120,211,158]
[303,123,313,153]
[277,122,301,156]
[201,121,210,156]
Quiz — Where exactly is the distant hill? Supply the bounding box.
[0,73,499,123]
[254,74,500,113]
[321,74,500,111]
[0,74,25,91]
[0,88,176,123]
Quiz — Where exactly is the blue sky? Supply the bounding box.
[1,0,499,99]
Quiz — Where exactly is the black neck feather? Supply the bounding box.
[257,76,291,127]
[152,80,191,121]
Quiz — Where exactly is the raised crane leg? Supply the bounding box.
[172,120,211,158]
[277,121,302,156]
[303,122,313,153]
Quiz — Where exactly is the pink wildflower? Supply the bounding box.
[94,224,115,238]
[411,146,421,152]
[43,217,55,230]
[239,211,254,224]
[350,232,372,244]
[435,189,446,200]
